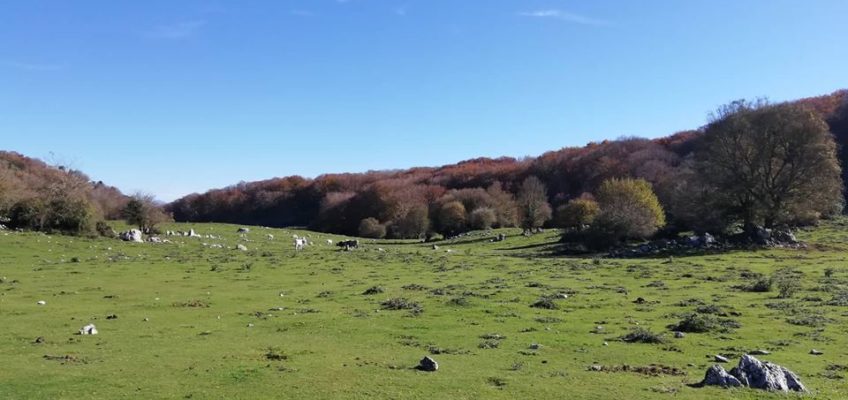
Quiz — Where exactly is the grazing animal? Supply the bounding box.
[267,234,274,240]
[326,239,333,245]
[336,240,359,250]
[294,237,307,251]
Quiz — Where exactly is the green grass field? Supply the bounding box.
[2,220,848,399]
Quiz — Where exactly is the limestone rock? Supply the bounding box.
[701,365,742,388]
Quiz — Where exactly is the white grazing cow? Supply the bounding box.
[294,237,307,251]
[326,239,333,245]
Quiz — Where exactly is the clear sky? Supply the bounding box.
[2,1,846,201]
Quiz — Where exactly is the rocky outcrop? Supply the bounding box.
[700,355,807,393]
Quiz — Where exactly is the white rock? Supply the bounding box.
[79,324,98,335]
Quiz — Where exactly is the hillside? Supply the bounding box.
[0,151,129,231]
[168,90,848,236]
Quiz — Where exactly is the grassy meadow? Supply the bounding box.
[2,220,848,399]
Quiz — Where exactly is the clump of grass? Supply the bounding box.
[787,314,831,327]
[486,376,508,387]
[676,298,706,307]
[671,313,740,333]
[826,291,848,306]
[530,297,559,309]
[447,296,470,307]
[402,283,428,291]
[264,347,288,361]
[773,268,803,298]
[172,299,210,308]
[362,286,384,295]
[694,304,724,315]
[742,277,773,292]
[534,316,562,324]
[380,298,423,315]
[620,328,666,344]
[478,339,501,349]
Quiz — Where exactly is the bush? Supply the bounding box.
[745,277,773,292]
[469,207,497,230]
[555,197,599,229]
[10,195,97,235]
[437,201,467,235]
[530,297,559,309]
[671,313,740,333]
[95,221,116,237]
[620,328,666,344]
[772,268,802,299]
[358,217,386,239]
[591,178,666,243]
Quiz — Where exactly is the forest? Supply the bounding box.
[165,91,848,242]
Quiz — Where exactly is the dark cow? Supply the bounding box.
[336,240,360,250]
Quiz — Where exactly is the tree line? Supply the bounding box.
[169,91,848,244]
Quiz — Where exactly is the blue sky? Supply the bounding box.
[2,1,846,201]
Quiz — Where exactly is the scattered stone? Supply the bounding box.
[237,227,250,233]
[633,297,646,304]
[417,356,438,372]
[529,343,542,350]
[715,355,729,363]
[78,324,98,335]
[810,349,823,355]
[236,244,248,251]
[37,300,46,305]
[34,336,45,344]
[749,349,770,355]
[674,331,686,339]
[106,314,118,320]
[701,365,742,387]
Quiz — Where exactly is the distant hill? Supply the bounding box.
[167,90,847,237]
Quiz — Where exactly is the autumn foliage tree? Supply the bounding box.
[124,193,171,233]
[554,196,599,229]
[358,217,387,239]
[591,178,666,243]
[516,176,552,232]
[697,100,844,231]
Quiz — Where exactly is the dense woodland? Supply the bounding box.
[1,90,846,243]
[167,90,848,240]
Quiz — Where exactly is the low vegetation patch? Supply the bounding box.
[620,328,666,344]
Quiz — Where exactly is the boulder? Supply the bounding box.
[237,227,250,233]
[417,356,438,372]
[701,365,742,387]
[119,229,143,242]
[772,229,797,244]
[147,236,162,243]
[729,355,807,392]
[236,244,248,251]
[79,324,98,335]
[714,355,729,363]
